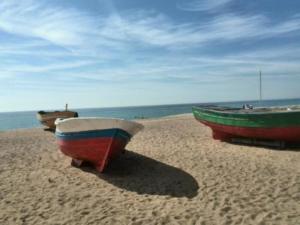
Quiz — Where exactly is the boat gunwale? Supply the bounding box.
[54,117,143,128]
[192,105,300,116]
[55,128,131,139]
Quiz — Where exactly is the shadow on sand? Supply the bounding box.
[228,139,300,151]
[79,150,199,198]
[43,128,55,133]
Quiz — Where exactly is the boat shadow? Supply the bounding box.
[227,139,300,151]
[43,128,55,133]
[79,150,199,198]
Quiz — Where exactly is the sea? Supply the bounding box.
[1,98,300,131]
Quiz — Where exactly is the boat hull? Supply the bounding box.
[37,111,78,129]
[198,119,300,142]
[193,105,300,143]
[56,129,131,172]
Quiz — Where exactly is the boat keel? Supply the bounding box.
[212,130,233,141]
[231,138,286,149]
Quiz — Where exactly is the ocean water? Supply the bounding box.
[1,98,300,131]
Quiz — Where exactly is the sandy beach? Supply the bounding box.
[0,114,299,225]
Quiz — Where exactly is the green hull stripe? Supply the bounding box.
[192,106,300,128]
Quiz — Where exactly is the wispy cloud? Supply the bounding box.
[0,60,97,74]
[2,0,300,52]
[0,0,300,97]
[94,11,300,50]
[0,0,95,48]
[33,43,300,86]
[177,0,233,12]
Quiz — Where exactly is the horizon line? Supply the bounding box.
[1,97,300,114]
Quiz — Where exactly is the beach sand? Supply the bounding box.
[0,114,299,225]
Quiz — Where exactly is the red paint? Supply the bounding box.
[57,137,128,172]
[198,120,300,142]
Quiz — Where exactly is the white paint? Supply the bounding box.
[55,117,144,136]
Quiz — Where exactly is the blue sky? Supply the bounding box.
[0,0,300,111]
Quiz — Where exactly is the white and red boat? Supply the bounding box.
[55,118,143,172]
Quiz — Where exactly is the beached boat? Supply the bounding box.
[36,110,78,130]
[55,118,144,172]
[192,105,300,143]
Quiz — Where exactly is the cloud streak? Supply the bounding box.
[1,1,300,51]
[177,0,233,12]
[97,12,300,51]
[0,0,95,47]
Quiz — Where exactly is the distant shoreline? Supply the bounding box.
[1,98,300,131]
[0,113,194,132]
[1,97,300,114]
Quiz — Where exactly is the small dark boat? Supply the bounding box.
[192,105,300,143]
[36,104,78,129]
[55,118,143,172]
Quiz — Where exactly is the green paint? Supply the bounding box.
[192,106,300,128]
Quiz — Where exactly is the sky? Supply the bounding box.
[0,0,300,112]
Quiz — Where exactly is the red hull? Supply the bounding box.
[199,120,300,142]
[57,137,127,172]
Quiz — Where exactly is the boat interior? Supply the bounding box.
[197,105,300,114]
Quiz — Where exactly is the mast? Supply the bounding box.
[259,70,262,101]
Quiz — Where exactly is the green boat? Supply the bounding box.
[192,105,300,143]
